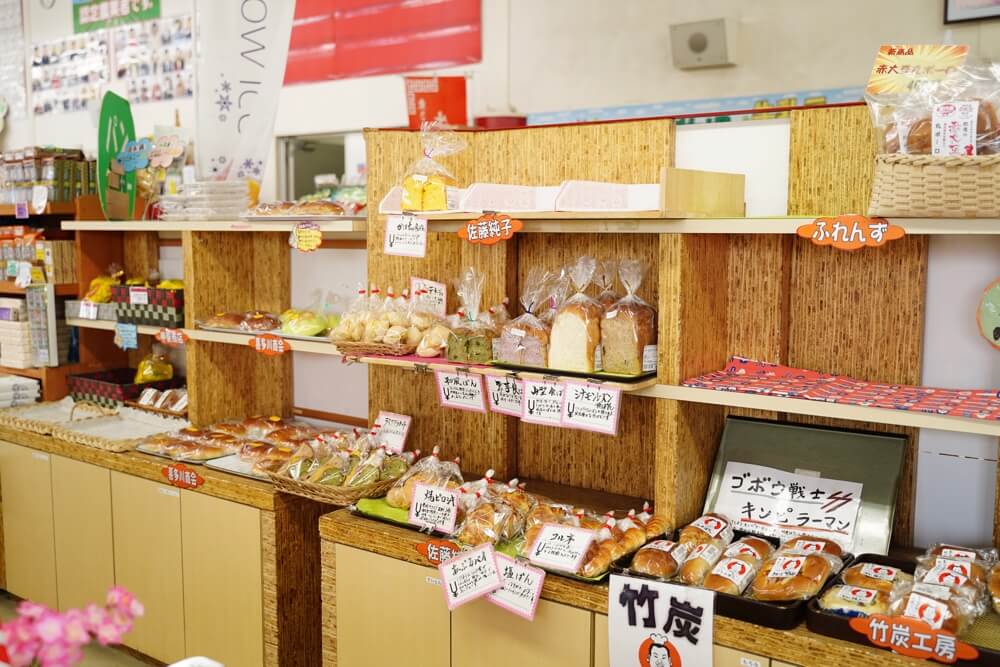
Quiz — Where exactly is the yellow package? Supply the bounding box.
[400,121,466,212]
[135,353,174,383]
[84,275,120,303]
[157,279,184,289]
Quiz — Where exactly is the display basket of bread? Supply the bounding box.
[0,397,107,436]
[806,543,1000,662]
[867,63,1000,217]
[51,401,189,453]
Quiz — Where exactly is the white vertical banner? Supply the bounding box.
[195,0,294,182]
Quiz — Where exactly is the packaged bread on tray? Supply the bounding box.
[990,563,1000,614]
[723,536,774,570]
[594,259,619,310]
[600,259,657,375]
[497,268,552,367]
[678,542,724,586]
[750,536,843,602]
[630,540,690,579]
[704,555,761,596]
[386,447,463,509]
[678,513,734,549]
[634,502,670,540]
[445,267,495,364]
[889,581,978,635]
[401,121,465,212]
[819,585,890,618]
[548,256,603,373]
[841,562,912,594]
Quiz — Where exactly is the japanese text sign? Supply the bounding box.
[438,543,503,610]
[289,222,323,252]
[561,380,622,435]
[458,212,523,245]
[866,45,968,96]
[161,463,203,490]
[850,614,978,663]
[409,484,459,534]
[714,462,863,550]
[527,524,595,573]
[114,322,138,350]
[435,370,487,412]
[416,538,461,566]
[488,553,546,621]
[521,379,565,426]
[156,328,189,349]
[609,574,715,667]
[486,375,524,416]
[374,411,411,453]
[75,0,160,34]
[384,214,427,257]
[78,300,99,320]
[932,101,979,156]
[248,333,289,356]
[129,286,149,305]
[797,215,904,251]
[410,277,447,317]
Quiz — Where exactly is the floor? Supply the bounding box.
[0,593,150,666]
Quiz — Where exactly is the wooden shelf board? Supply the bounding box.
[0,281,78,296]
[0,202,76,217]
[635,384,1000,437]
[66,318,163,336]
[319,510,922,667]
[425,215,1000,235]
[63,218,367,238]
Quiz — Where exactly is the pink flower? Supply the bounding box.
[16,600,48,620]
[36,639,73,667]
[34,612,66,644]
[60,610,90,646]
[8,617,36,644]
[7,640,38,667]
[83,604,107,633]
[94,620,123,646]
[128,599,144,619]
[105,587,134,613]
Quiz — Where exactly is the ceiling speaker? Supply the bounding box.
[669,19,737,70]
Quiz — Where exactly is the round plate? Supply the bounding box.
[977,278,1000,351]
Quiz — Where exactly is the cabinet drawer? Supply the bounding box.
[595,614,609,667]
[715,644,771,667]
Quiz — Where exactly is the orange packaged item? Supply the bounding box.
[579,520,617,579]
[841,562,912,594]
[990,563,1000,614]
[630,540,689,580]
[723,536,774,570]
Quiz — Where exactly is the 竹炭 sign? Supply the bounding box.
[248,333,289,356]
[458,212,523,245]
[609,574,715,667]
[97,92,136,220]
[162,463,204,489]
[797,216,905,251]
[156,328,189,348]
[850,614,978,663]
[74,0,160,34]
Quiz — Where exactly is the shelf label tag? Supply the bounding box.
[79,300,99,320]
[161,463,204,490]
[798,215,904,251]
[488,553,545,621]
[31,185,48,215]
[374,410,411,453]
[521,379,565,426]
[560,380,622,435]
[128,286,149,305]
[416,538,461,566]
[14,202,27,219]
[248,333,289,356]
[156,328,189,348]
[486,375,524,416]
[384,214,427,257]
[527,523,594,573]
[409,483,459,534]
[458,212,523,245]
[435,370,487,412]
[850,614,978,663]
[608,575,715,667]
[114,322,138,350]
[289,221,322,252]
[14,261,31,288]
[438,543,503,610]
[410,276,446,317]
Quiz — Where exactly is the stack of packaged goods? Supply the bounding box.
[0,146,95,205]
[0,374,39,406]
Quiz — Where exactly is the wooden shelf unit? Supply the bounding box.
[0,202,77,217]
[63,217,367,238]
[0,281,78,296]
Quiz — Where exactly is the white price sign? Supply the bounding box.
[488,553,546,621]
[410,276,447,317]
[714,462,863,551]
[521,379,565,426]
[78,300,99,320]
[438,543,503,610]
[527,523,594,573]
[486,375,524,417]
[608,574,715,667]
[374,411,411,453]
[560,380,622,435]
[129,286,149,305]
[408,484,459,534]
[384,214,427,257]
[435,370,487,413]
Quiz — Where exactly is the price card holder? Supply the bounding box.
[486,375,524,416]
[435,370,487,412]
[561,380,622,435]
[129,286,149,305]
[115,322,138,350]
[438,543,503,610]
[78,300,99,320]
[374,411,411,453]
[14,202,27,219]
[527,523,595,573]
[488,553,545,621]
[384,214,427,257]
[410,276,447,317]
[521,379,564,426]
[408,484,459,533]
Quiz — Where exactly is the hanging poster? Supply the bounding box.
[112,14,193,105]
[0,0,26,119]
[74,0,160,33]
[31,32,109,116]
[97,91,136,220]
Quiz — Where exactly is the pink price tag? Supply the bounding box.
[435,370,487,412]
[520,379,565,426]
[486,375,524,417]
[488,553,545,621]
[560,380,622,435]
[438,543,503,610]
[374,411,411,453]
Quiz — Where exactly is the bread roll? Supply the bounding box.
[704,557,757,596]
[778,535,844,559]
[678,543,722,586]
[679,513,732,547]
[630,540,689,579]
[580,541,616,579]
[842,562,911,593]
[819,585,889,617]
[204,312,245,329]
[643,514,670,540]
[890,587,970,634]
[750,554,838,601]
[990,563,1000,614]
[724,537,774,569]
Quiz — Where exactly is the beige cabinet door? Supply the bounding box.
[0,442,57,608]
[771,662,800,667]
[111,472,185,664]
[51,455,114,612]
[715,644,771,667]
[594,613,609,667]
[452,597,592,667]
[181,490,263,667]
[336,545,450,667]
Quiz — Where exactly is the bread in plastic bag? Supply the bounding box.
[548,256,602,372]
[385,446,463,509]
[497,267,552,366]
[842,562,913,594]
[134,352,173,383]
[678,513,734,549]
[704,554,761,596]
[777,535,845,560]
[819,584,890,618]
[579,518,620,578]
[750,550,843,601]
[723,536,774,570]
[445,267,494,363]
[630,540,690,579]
[84,264,123,303]
[401,121,466,211]
[601,259,657,375]
[889,580,977,634]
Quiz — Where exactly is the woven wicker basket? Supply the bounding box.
[869,153,1000,217]
[332,341,416,357]
[48,401,144,453]
[0,401,107,435]
[268,473,397,505]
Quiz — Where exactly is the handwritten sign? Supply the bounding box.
[289,221,323,252]
[609,575,715,667]
[486,375,524,416]
[156,328,189,349]
[384,214,427,258]
[128,286,149,305]
[248,333,289,356]
[438,543,503,610]
[714,461,863,551]
[527,523,595,573]
[488,553,545,621]
[797,215,905,251]
[78,300,99,320]
[114,322,138,350]
[374,411,411,453]
[435,370,487,412]
[561,380,622,435]
[457,212,523,245]
[161,463,204,490]
[416,538,461,566]
[409,484,460,533]
[850,614,978,664]
[521,379,565,426]
[410,276,447,317]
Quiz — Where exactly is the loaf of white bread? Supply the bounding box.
[548,300,602,372]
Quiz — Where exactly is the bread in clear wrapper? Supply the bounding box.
[776,535,845,560]
[600,259,657,375]
[723,536,774,570]
[401,121,465,211]
[497,268,551,366]
[548,256,602,372]
[678,542,724,586]
[819,584,889,618]
[630,540,690,579]
[750,551,842,602]
[385,447,463,510]
[888,581,977,634]
[445,267,495,363]
[594,259,619,310]
[841,562,912,594]
[704,556,759,595]
[678,513,734,549]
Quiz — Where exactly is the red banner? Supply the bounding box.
[405,76,468,128]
